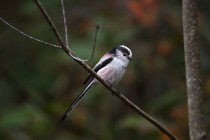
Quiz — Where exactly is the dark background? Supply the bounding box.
[0,0,210,139]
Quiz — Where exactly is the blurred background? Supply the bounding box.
[0,0,210,139]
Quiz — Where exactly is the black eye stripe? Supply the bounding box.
[118,47,130,55]
[109,45,130,56]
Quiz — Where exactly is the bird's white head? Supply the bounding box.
[110,45,132,62]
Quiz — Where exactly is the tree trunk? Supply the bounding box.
[182,0,207,140]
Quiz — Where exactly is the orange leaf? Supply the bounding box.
[126,0,159,26]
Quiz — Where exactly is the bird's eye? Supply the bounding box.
[123,53,127,56]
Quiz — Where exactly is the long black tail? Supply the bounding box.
[60,82,93,122]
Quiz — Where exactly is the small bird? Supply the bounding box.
[61,45,132,122]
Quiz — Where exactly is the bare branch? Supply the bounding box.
[33,0,70,54]
[60,0,69,48]
[0,17,60,48]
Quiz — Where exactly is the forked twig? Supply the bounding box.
[60,0,99,62]
[33,0,80,61]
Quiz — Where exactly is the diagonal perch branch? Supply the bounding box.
[33,0,178,139]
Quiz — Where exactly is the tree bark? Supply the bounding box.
[182,0,207,140]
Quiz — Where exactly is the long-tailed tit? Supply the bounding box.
[61,45,132,122]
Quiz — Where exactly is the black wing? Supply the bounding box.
[83,57,113,85]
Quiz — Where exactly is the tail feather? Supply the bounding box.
[60,82,93,122]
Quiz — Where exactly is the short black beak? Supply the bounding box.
[128,57,132,60]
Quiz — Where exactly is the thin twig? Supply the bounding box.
[8,0,180,139]
[60,0,69,48]
[83,24,100,62]
[0,17,60,48]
